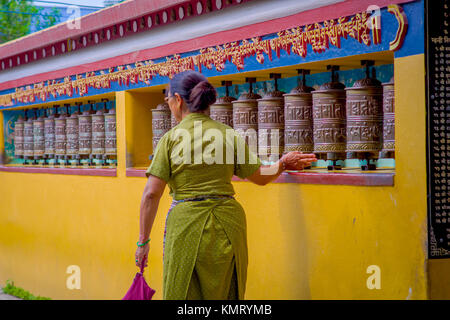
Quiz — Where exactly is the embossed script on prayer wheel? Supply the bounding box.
[210,81,235,127]
[258,74,285,159]
[382,77,395,155]
[283,71,315,153]
[171,113,178,128]
[92,103,106,156]
[232,78,260,148]
[14,116,24,158]
[232,92,260,145]
[23,113,34,159]
[152,102,171,151]
[345,65,383,155]
[66,106,80,158]
[33,109,45,158]
[44,107,56,158]
[78,102,94,157]
[312,69,346,157]
[104,105,117,156]
[55,107,68,157]
[210,96,235,127]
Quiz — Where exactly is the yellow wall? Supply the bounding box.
[0,54,432,300]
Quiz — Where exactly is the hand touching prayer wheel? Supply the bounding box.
[232,77,260,150]
[257,73,285,163]
[312,66,347,170]
[210,81,235,127]
[345,60,383,171]
[283,69,315,154]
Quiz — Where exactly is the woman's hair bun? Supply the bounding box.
[188,80,217,112]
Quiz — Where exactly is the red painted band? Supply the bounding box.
[0,0,416,91]
[127,168,395,186]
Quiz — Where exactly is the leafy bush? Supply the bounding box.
[2,280,51,300]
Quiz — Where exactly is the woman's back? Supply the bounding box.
[146,112,261,201]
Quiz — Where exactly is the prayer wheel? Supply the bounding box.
[171,113,178,128]
[232,78,260,149]
[66,103,81,162]
[78,101,95,164]
[33,108,45,161]
[283,70,315,153]
[104,101,117,165]
[151,100,172,151]
[92,100,107,162]
[381,76,395,158]
[345,61,383,170]
[23,109,35,161]
[312,66,347,170]
[44,106,56,162]
[13,115,24,158]
[55,105,69,163]
[257,73,285,161]
[210,81,235,127]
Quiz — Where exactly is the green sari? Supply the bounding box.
[146,112,261,300]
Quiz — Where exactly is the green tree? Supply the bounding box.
[0,0,61,44]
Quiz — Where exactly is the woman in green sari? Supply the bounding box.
[135,71,317,300]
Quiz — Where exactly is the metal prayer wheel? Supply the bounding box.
[257,74,285,160]
[232,78,260,148]
[78,101,95,162]
[55,105,69,162]
[283,70,315,153]
[66,103,81,160]
[44,106,56,160]
[312,66,347,169]
[381,76,395,158]
[104,101,117,160]
[33,108,45,160]
[23,110,35,160]
[152,100,172,151]
[171,113,178,128]
[14,115,24,158]
[210,81,235,127]
[345,61,383,170]
[92,100,107,159]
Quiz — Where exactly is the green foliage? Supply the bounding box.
[0,0,61,44]
[3,279,51,300]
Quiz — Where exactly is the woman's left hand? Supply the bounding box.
[135,243,149,269]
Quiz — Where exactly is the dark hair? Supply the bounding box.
[169,70,217,112]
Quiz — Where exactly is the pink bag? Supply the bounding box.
[122,258,156,300]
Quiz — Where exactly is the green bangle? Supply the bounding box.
[137,239,150,247]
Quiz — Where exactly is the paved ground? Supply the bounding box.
[0,288,21,300]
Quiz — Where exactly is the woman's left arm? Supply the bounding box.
[135,175,167,268]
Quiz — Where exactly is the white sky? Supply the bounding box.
[33,0,107,8]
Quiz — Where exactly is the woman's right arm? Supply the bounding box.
[246,152,317,186]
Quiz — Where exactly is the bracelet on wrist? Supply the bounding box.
[137,238,150,247]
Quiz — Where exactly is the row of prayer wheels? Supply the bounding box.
[13,100,117,166]
[150,61,395,170]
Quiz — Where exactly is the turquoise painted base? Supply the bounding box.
[377,158,396,168]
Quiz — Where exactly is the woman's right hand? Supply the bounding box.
[280,151,317,171]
